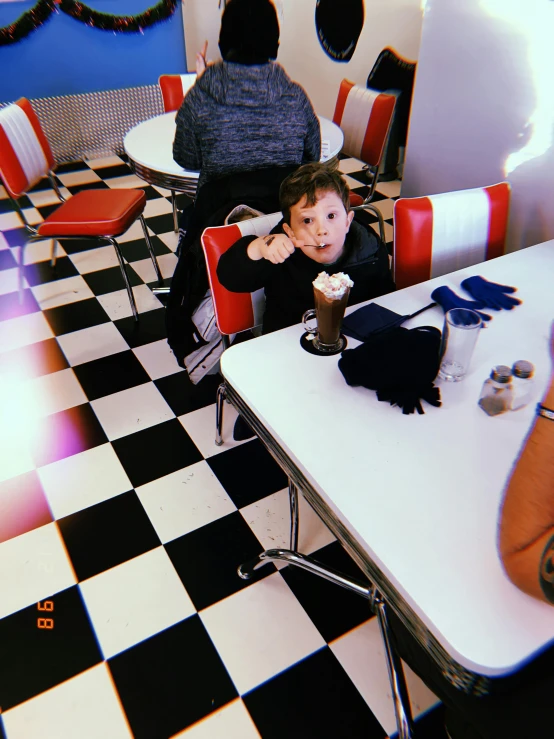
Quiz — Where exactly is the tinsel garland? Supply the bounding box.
[0,0,178,46]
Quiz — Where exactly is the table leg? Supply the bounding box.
[171,191,179,233]
[289,481,299,551]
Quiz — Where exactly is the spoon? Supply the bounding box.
[303,243,328,249]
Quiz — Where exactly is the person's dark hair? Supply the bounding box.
[218,0,280,65]
[279,162,351,223]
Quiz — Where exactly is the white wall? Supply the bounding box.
[182,0,423,118]
[402,0,554,253]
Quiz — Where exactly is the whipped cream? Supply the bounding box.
[312,271,353,300]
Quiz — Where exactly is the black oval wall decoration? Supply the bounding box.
[315,0,365,62]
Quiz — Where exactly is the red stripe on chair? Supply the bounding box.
[485,182,511,261]
[159,75,186,113]
[17,98,55,171]
[360,93,396,168]
[202,225,256,336]
[0,125,28,199]
[393,197,434,289]
[332,79,355,126]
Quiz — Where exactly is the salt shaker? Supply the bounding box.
[511,360,535,411]
[478,365,514,416]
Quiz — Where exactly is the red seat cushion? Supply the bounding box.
[349,192,364,207]
[38,188,146,238]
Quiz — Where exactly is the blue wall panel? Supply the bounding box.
[0,0,187,102]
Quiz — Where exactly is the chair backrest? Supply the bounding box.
[332,79,396,168]
[0,98,55,199]
[158,73,197,112]
[393,182,511,290]
[201,212,282,337]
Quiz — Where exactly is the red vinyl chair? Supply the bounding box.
[201,212,282,446]
[333,79,397,243]
[0,98,162,320]
[393,182,511,289]
[158,73,197,231]
[158,73,197,113]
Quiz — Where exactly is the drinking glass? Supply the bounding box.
[438,308,482,382]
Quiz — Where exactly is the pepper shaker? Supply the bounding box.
[478,365,513,416]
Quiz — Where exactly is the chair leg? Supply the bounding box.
[139,216,163,285]
[50,239,58,268]
[171,191,179,233]
[215,383,226,446]
[288,481,299,551]
[110,238,139,321]
[18,241,26,305]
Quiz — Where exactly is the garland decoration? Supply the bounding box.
[0,0,178,46]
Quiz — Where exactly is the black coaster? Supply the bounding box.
[300,332,347,356]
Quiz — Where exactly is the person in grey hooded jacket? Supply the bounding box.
[172,0,321,190]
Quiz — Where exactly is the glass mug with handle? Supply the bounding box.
[302,272,353,353]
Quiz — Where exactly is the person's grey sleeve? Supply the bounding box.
[303,96,322,163]
[217,236,276,293]
[173,96,202,172]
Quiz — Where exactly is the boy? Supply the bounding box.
[217,162,395,334]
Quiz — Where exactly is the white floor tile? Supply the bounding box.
[26,188,72,208]
[56,170,102,187]
[23,368,87,418]
[144,197,173,218]
[21,207,44,226]
[338,157,366,174]
[201,572,326,694]
[30,275,94,310]
[0,311,53,354]
[376,180,402,199]
[136,460,236,544]
[0,267,26,296]
[153,185,172,197]
[131,252,177,283]
[91,382,174,441]
[38,443,132,519]
[69,245,120,274]
[82,547,196,660]
[157,230,179,252]
[21,238,65,265]
[86,155,125,169]
[240,488,335,560]
[104,174,147,189]
[343,173,366,191]
[0,211,25,230]
[0,370,40,481]
[330,619,440,737]
[2,663,133,739]
[96,284,162,321]
[371,197,395,220]
[178,404,250,459]
[0,523,76,620]
[175,699,261,739]
[113,220,144,244]
[56,322,129,366]
[132,338,183,380]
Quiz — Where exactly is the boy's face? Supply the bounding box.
[283,190,354,265]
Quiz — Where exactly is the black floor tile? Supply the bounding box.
[244,647,387,739]
[66,182,110,195]
[142,185,164,201]
[24,256,79,287]
[0,248,17,270]
[114,308,167,348]
[73,350,150,401]
[0,715,5,739]
[55,161,89,174]
[0,288,40,322]
[207,439,288,509]
[111,417,202,488]
[281,541,372,643]
[0,470,53,544]
[390,704,447,739]
[58,491,160,581]
[109,616,237,739]
[91,164,133,179]
[28,178,54,193]
[29,403,108,467]
[165,511,274,610]
[2,227,28,248]
[144,213,175,235]
[57,237,101,255]
[174,193,193,210]
[44,297,110,335]
[82,264,143,296]
[0,337,69,379]
[36,203,60,220]
[121,235,171,263]
[154,371,220,417]
[0,195,31,214]
[0,586,102,711]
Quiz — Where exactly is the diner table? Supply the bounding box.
[219,240,554,738]
[123,111,344,199]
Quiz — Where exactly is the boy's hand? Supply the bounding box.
[196,40,209,76]
[247,234,297,264]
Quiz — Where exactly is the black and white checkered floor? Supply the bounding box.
[0,155,448,738]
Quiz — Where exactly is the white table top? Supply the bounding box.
[221,241,554,678]
[123,112,344,184]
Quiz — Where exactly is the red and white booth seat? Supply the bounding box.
[158,73,197,113]
[393,182,511,290]
[201,213,282,338]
